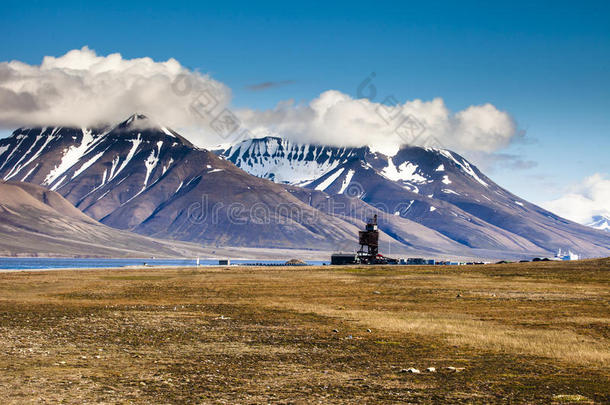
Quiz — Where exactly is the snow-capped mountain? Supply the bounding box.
[222,137,375,187]
[222,136,490,195]
[1,118,609,258]
[587,215,610,232]
[0,115,362,250]
[222,136,610,257]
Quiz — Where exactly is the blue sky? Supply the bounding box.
[1,0,609,206]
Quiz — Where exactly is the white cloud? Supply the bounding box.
[0,47,231,134]
[540,173,610,224]
[236,90,518,155]
[0,47,519,155]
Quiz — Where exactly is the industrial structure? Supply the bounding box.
[357,214,380,263]
[331,215,398,265]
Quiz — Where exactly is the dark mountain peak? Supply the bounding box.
[108,114,195,149]
[117,113,153,130]
[126,112,149,123]
[252,135,283,143]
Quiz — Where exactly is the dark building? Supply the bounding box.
[331,254,358,265]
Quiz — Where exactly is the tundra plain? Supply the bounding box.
[0,259,608,403]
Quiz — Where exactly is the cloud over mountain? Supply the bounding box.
[1,47,518,156]
[236,90,519,155]
[541,173,610,224]
[0,46,230,131]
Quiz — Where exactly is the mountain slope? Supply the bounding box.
[0,181,211,258]
[222,137,610,257]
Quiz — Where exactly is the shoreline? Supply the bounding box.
[0,264,328,273]
[0,259,330,272]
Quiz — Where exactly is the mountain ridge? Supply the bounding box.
[222,136,610,257]
[1,116,608,259]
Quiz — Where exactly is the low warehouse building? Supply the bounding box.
[331,254,358,265]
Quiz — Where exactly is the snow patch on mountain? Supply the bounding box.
[143,147,160,189]
[338,169,355,194]
[50,175,67,191]
[21,164,39,182]
[19,135,55,174]
[381,159,427,183]
[224,137,356,185]
[4,135,46,180]
[0,136,27,172]
[73,150,106,179]
[315,167,345,191]
[44,128,101,186]
[0,145,9,159]
[161,127,175,138]
[162,158,174,175]
[109,134,142,182]
[175,180,184,194]
[436,149,488,187]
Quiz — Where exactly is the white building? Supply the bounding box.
[556,249,579,261]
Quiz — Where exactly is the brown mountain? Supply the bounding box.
[0,181,215,258]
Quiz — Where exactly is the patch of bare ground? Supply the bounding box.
[0,258,607,403]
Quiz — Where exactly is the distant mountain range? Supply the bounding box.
[587,215,610,233]
[0,114,608,259]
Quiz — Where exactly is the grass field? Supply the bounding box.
[0,258,608,403]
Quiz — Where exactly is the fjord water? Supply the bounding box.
[0,258,329,270]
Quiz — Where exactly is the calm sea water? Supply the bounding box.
[0,258,329,270]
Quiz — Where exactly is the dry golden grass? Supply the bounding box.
[268,303,609,367]
[0,258,608,403]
